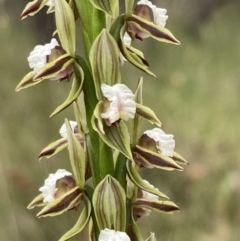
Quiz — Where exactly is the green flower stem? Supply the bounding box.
[85,185,100,240]
[75,0,105,60]
[76,57,100,186]
[125,198,132,234]
[115,153,127,190]
[99,139,115,179]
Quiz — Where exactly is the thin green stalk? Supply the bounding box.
[99,139,115,179]
[115,153,127,190]
[74,0,105,59]
[76,57,100,186]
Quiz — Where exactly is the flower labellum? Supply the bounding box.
[135,180,159,217]
[39,169,72,203]
[101,84,136,125]
[143,128,175,157]
[99,228,131,241]
[59,121,78,138]
[28,38,59,72]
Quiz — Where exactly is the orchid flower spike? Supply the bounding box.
[39,169,72,203]
[28,38,59,72]
[144,128,175,157]
[59,121,78,138]
[101,84,136,125]
[99,229,131,241]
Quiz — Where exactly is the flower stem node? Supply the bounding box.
[101,84,136,125]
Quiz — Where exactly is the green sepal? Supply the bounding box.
[90,29,120,99]
[55,0,76,55]
[74,95,88,135]
[92,175,126,231]
[20,0,49,20]
[92,103,133,160]
[15,71,42,92]
[126,160,169,199]
[38,134,83,160]
[125,0,134,15]
[133,145,183,171]
[173,151,189,165]
[88,219,95,241]
[119,27,155,76]
[33,54,73,81]
[58,195,91,241]
[50,62,84,117]
[136,103,162,127]
[27,193,45,210]
[36,187,82,218]
[127,15,180,45]
[128,212,144,241]
[65,119,86,188]
[90,0,118,17]
[134,198,180,214]
[131,78,143,146]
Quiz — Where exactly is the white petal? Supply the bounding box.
[39,169,72,203]
[137,0,168,27]
[144,128,175,157]
[99,229,131,241]
[101,84,136,123]
[123,32,132,46]
[59,121,78,138]
[27,38,59,72]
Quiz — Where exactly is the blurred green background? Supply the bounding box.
[1,0,240,240]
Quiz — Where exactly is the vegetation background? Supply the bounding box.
[0,0,239,240]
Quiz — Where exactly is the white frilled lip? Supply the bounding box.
[101,84,136,124]
[144,128,175,157]
[39,169,72,203]
[59,121,78,138]
[99,229,131,241]
[141,180,159,201]
[137,0,168,27]
[27,38,59,72]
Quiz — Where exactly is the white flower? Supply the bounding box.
[46,0,55,7]
[59,121,78,138]
[99,229,131,241]
[144,128,175,157]
[137,0,168,27]
[137,180,159,217]
[27,38,59,72]
[39,169,72,203]
[101,84,136,124]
